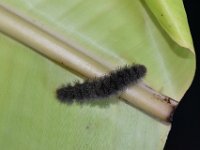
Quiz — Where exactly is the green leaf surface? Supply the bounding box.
[145,0,194,52]
[0,0,195,150]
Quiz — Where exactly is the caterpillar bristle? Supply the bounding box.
[56,64,147,104]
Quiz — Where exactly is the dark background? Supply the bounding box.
[164,0,200,149]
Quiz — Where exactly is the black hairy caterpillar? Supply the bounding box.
[56,64,147,104]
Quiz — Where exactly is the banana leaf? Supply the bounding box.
[0,0,195,150]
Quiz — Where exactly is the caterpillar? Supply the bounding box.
[56,64,147,104]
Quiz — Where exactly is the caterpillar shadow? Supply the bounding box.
[64,96,119,108]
